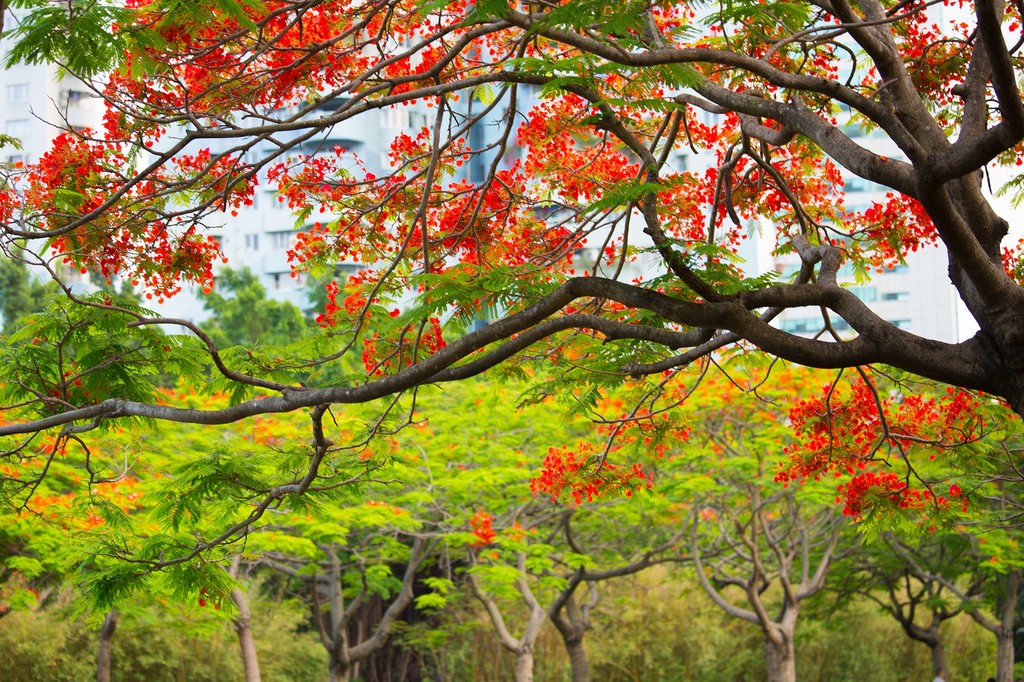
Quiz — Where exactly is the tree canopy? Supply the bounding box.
[2,0,1024,550]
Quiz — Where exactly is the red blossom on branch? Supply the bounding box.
[470,511,496,546]
[531,441,655,505]
[776,377,983,521]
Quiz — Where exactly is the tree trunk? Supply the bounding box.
[764,634,797,682]
[928,639,948,679]
[565,638,589,682]
[552,588,594,682]
[996,628,1015,682]
[995,570,1020,682]
[329,660,352,682]
[514,648,535,682]
[231,586,262,682]
[96,609,119,682]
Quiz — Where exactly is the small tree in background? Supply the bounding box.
[0,252,58,335]
[199,268,307,348]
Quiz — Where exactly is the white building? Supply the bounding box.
[2,64,102,164]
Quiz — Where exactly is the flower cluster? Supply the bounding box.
[776,378,982,521]
[470,511,496,546]
[530,442,655,505]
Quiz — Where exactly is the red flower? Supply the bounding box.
[470,511,496,546]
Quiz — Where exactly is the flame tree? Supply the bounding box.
[3,0,1024,565]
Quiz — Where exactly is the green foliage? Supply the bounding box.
[0,293,166,422]
[996,171,1024,209]
[2,0,138,77]
[710,0,812,34]
[0,602,95,682]
[405,564,993,681]
[0,579,996,681]
[0,253,59,334]
[200,267,308,348]
[0,586,326,682]
[404,264,560,333]
[416,576,455,611]
[794,601,995,682]
[526,0,653,38]
[0,371,1016,679]
[464,0,511,21]
[641,240,779,296]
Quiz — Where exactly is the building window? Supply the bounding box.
[6,154,25,165]
[778,263,802,279]
[244,234,260,251]
[6,84,28,102]
[268,231,293,249]
[408,111,429,132]
[881,291,910,301]
[843,176,881,194]
[63,90,87,107]
[5,119,30,138]
[780,316,850,333]
[335,263,361,280]
[891,319,912,329]
[849,286,877,302]
[384,107,408,129]
[780,318,817,334]
[309,96,350,115]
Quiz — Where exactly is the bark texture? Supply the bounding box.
[764,633,797,682]
[514,649,535,682]
[96,609,119,682]
[231,586,262,682]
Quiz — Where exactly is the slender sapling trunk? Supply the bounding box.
[96,608,119,682]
